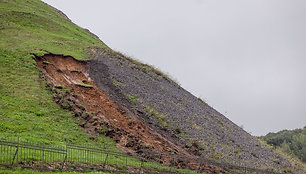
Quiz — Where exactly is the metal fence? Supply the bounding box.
[0,137,184,173]
[0,137,279,174]
[0,137,66,171]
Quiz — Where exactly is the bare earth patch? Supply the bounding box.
[35,54,226,174]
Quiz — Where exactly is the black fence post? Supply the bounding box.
[125,152,128,173]
[61,139,68,171]
[10,136,19,169]
[168,157,171,174]
[42,140,45,169]
[140,159,144,174]
[16,135,19,168]
[103,152,108,169]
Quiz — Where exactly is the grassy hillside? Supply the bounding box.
[1,0,305,173]
[0,0,114,147]
[0,0,105,60]
[260,126,306,163]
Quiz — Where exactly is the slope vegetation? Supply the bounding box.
[1,0,305,173]
[260,126,306,163]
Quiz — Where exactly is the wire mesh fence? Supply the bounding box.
[0,136,279,173]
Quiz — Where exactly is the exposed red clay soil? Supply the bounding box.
[36,54,226,174]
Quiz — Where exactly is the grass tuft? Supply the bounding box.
[76,83,93,88]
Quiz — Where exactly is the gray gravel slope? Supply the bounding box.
[88,47,293,172]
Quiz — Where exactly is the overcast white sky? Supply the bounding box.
[42,0,306,136]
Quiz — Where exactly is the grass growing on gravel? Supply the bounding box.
[88,46,181,87]
[144,106,168,127]
[127,95,138,105]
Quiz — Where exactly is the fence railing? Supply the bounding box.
[0,136,186,173]
[0,136,279,174]
[0,137,66,171]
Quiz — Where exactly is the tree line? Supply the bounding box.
[260,126,306,163]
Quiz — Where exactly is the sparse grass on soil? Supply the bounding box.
[0,170,110,174]
[76,83,94,88]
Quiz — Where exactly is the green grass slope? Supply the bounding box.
[0,0,113,147]
[0,0,105,60]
